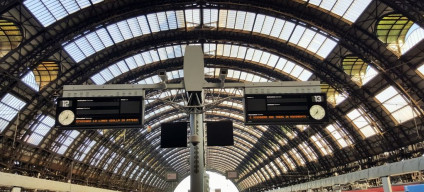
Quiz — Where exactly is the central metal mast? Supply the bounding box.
[184,46,206,192]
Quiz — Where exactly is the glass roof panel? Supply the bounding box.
[310,133,333,155]
[25,115,55,146]
[346,108,378,138]
[417,64,424,76]
[56,130,80,155]
[326,123,352,148]
[298,142,318,161]
[64,9,337,62]
[401,24,424,54]
[0,94,26,133]
[24,0,104,27]
[303,0,372,23]
[90,44,312,84]
[375,86,419,124]
[22,72,40,91]
[76,139,96,161]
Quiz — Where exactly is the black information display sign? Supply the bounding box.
[244,93,328,125]
[55,96,143,129]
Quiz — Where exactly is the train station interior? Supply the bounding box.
[1,0,424,191]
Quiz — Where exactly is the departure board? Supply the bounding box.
[55,96,144,129]
[244,93,328,125]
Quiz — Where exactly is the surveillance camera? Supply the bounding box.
[158,69,168,82]
[190,135,200,146]
[219,68,228,81]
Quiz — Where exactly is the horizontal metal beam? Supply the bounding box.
[0,171,119,192]
[62,81,321,97]
[267,156,424,192]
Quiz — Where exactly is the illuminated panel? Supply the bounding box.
[375,86,419,124]
[25,115,55,146]
[346,108,378,138]
[244,93,328,125]
[0,94,26,133]
[55,96,144,129]
[23,0,104,27]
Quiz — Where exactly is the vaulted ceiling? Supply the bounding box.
[1,0,424,191]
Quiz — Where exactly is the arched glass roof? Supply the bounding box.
[90,44,312,85]
[62,9,338,63]
[3,1,424,191]
[23,0,103,27]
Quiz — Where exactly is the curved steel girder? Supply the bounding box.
[2,1,421,141]
[45,30,382,160]
[4,30,388,181]
[206,0,424,113]
[378,0,424,28]
[138,108,287,188]
[108,57,287,85]
[0,1,420,189]
[2,2,414,156]
[135,92,341,178]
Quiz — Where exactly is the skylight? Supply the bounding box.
[90,44,312,84]
[326,123,352,148]
[298,142,318,161]
[24,0,104,27]
[418,64,424,76]
[56,130,80,155]
[64,9,338,63]
[310,133,333,155]
[21,72,40,92]
[346,108,378,138]
[0,93,26,133]
[76,139,96,161]
[375,86,419,124]
[25,115,55,146]
[303,0,372,23]
[401,23,424,54]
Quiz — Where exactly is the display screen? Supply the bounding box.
[55,96,144,129]
[206,120,234,146]
[161,122,188,148]
[244,93,328,125]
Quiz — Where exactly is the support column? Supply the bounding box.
[382,176,392,192]
[188,90,205,192]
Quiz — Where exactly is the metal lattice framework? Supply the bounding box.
[1,0,424,191]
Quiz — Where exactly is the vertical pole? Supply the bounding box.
[190,111,205,192]
[382,176,393,192]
